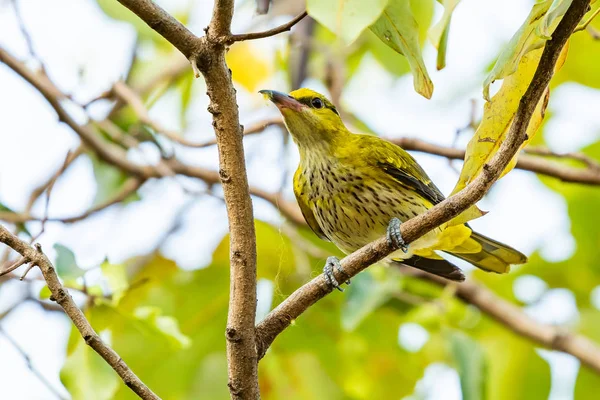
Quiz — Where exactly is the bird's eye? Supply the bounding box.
[311,98,323,109]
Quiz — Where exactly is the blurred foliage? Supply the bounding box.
[6,0,598,399]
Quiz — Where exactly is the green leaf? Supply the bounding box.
[0,202,32,237]
[39,285,52,299]
[60,325,119,400]
[449,330,488,400]
[342,270,397,331]
[133,306,192,349]
[177,72,194,128]
[54,243,86,280]
[537,0,573,39]
[307,0,390,44]
[553,2,600,88]
[428,0,461,70]
[101,261,128,304]
[90,155,140,208]
[370,0,434,98]
[212,220,298,288]
[477,322,551,400]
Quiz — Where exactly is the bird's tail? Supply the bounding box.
[448,231,527,274]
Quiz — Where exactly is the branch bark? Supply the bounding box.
[202,1,260,396]
[0,225,159,399]
[116,0,261,397]
[254,0,591,360]
[116,0,199,58]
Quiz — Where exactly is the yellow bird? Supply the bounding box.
[260,88,527,289]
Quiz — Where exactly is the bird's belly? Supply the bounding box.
[310,182,431,255]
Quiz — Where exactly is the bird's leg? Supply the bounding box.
[323,256,351,292]
[387,217,408,253]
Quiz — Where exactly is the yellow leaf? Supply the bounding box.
[226,41,271,93]
[449,41,569,226]
[483,1,554,101]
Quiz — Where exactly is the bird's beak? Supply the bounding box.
[259,90,304,111]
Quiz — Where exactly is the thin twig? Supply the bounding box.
[254,0,590,361]
[0,326,67,400]
[0,178,144,225]
[226,11,308,44]
[0,256,29,277]
[193,117,284,148]
[112,81,200,148]
[10,0,45,72]
[0,225,159,399]
[525,146,600,170]
[574,5,600,32]
[392,137,600,185]
[587,25,600,39]
[29,149,74,243]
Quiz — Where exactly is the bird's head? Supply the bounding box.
[259,88,347,148]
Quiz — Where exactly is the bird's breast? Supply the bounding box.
[299,160,428,254]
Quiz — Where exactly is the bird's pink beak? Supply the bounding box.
[259,90,304,111]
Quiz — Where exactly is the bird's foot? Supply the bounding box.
[387,217,408,253]
[323,256,351,292]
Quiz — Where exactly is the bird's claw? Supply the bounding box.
[387,217,408,253]
[323,256,350,292]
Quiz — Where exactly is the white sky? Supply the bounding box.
[0,0,599,399]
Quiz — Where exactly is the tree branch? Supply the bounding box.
[0,225,159,399]
[0,177,144,225]
[115,0,200,59]
[392,137,600,185]
[186,116,600,185]
[203,1,260,397]
[116,0,261,397]
[408,270,600,373]
[254,0,590,360]
[226,11,308,44]
[112,80,284,148]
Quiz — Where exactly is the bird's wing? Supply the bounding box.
[293,168,330,241]
[356,135,445,205]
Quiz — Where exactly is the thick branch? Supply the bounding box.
[203,1,260,397]
[116,0,261,397]
[0,225,159,399]
[227,11,308,43]
[116,0,200,58]
[410,270,600,373]
[254,0,590,360]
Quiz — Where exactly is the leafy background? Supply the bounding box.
[0,0,599,399]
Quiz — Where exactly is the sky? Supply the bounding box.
[0,0,599,399]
